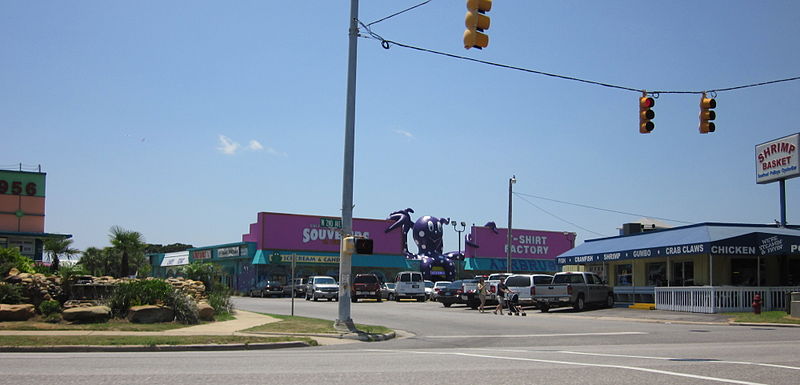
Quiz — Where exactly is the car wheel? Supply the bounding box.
[540,305,550,313]
[443,302,452,307]
[351,296,358,303]
[313,294,318,301]
[573,295,585,311]
[375,296,382,303]
[606,295,615,308]
[417,296,425,302]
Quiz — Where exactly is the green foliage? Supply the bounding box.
[38,300,61,316]
[181,261,221,289]
[108,279,173,317]
[109,226,146,278]
[0,248,34,275]
[145,243,194,254]
[31,263,51,275]
[43,238,79,273]
[167,290,199,325]
[57,264,88,283]
[44,313,63,323]
[0,283,26,304]
[208,286,234,315]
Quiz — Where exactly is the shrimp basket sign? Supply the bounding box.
[756,133,799,184]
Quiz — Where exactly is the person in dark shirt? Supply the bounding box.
[493,280,515,315]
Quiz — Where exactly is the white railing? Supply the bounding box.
[654,286,800,314]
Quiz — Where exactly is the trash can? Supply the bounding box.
[791,292,800,318]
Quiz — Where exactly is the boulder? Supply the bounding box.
[0,304,36,321]
[62,305,112,323]
[197,302,215,321]
[127,305,174,323]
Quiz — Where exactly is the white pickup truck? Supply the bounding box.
[532,271,614,312]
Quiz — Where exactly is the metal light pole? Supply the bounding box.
[506,175,516,273]
[335,0,359,332]
[452,221,466,280]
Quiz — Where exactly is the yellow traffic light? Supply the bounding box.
[699,94,716,134]
[464,0,492,49]
[639,94,655,134]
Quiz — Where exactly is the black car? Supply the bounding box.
[437,280,465,308]
[249,280,284,298]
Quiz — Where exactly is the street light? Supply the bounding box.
[452,221,466,280]
[507,175,516,273]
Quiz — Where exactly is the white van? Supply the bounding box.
[394,271,426,302]
[504,274,553,305]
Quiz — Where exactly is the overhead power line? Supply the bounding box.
[514,192,694,224]
[514,194,610,237]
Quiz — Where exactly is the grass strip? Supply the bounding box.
[0,335,316,347]
[723,311,800,325]
[245,313,392,335]
[0,314,238,332]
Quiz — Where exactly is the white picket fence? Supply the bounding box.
[654,286,800,313]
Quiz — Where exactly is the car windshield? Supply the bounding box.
[425,281,434,288]
[434,282,450,288]
[447,281,463,289]
[386,283,395,289]
[354,275,378,283]
[314,277,336,285]
[505,276,531,286]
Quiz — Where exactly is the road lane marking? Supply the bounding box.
[557,350,800,371]
[397,350,767,385]
[424,331,647,339]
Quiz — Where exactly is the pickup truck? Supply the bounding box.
[533,272,614,312]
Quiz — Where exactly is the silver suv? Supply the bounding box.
[283,277,307,298]
[305,276,339,301]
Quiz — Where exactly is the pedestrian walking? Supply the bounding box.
[478,278,488,313]
[494,279,514,315]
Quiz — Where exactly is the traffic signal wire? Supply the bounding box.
[364,0,434,28]
[365,36,800,96]
[513,193,611,238]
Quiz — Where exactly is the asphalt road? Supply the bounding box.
[0,297,798,385]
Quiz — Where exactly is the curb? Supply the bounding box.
[245,331,397,342]
[729,322,800,328]
[0,341,311,353]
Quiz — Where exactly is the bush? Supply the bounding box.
[0,282,26,304]
[32,263,51,275]
[109,279,173,318]
[166,290,199,325]
[208,286,234,315]
[39,300,61,316]
[0,248,34,275]
[44,313,62,323]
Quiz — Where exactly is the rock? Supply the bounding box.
[0,304,36,321]
[7,268,19,276]
[197,302,215,321]
[62,305,112,323]
[127,305,174,323]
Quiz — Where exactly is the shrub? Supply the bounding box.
[32,263,51,275]
[0,248,34,275]
[0,282,26,304]
[44,313,62,323]
[208,286,234,315]
[166,290,199,325]
[39,300,61,316]
[108,279,173,317]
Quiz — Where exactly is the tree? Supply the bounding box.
[43,238,79,273]
[109,226,145,278]
[144,243,193,254]
[182,261,221,290]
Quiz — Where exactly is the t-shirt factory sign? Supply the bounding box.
[756,133,799,184]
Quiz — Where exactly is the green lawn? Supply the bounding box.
[0,314,237,331]
[724,311,800,325]
[0,335,316,347]
[244,313,393,335]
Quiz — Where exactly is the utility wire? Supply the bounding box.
[365,1,434,27]
[515,194,610,237]
[514,192,694,224]
[368,37,800,95]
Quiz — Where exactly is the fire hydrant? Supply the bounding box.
[752,294,762,315]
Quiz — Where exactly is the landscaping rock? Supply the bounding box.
[62,305,112,323]
[127,305,174,323]
[0,304,36,321]
[197,302,215,321]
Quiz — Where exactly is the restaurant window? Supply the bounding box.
[616,264,632,286]
[672,261,694,286]
[646,262,666,286]
[731,258,758,286]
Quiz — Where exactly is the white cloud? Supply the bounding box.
[393,129,415,140]
[248,140,264,151]
[217,135,240,155]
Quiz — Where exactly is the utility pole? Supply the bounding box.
[335,0,359,333]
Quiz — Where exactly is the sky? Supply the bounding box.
[2,1,799,254]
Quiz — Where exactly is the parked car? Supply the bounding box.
[249,280,284,298]
[394,271,426,302]
[486,273,512,303]
[437,280,465,307]
[351,273,382,302]
[305,275,339,301]
[533,271,613,312]
[431,281,451,301]
[456,278,482,309]
[504,274,553,306]
[283,277,307,298]
[424,280,435,299]
[382,282,396,300]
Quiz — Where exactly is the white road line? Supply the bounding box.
[394,350,766,385]
[424,331,647,339]
[557,350,800,371]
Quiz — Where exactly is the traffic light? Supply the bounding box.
[342,236,374,255]
[463,0,492,49]
[699,94,716,133]
[639,93,655,133]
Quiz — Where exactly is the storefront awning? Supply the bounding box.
[557,223,800,266]
[251,250,267,265]
[465,257,557,272]
[250,250,410,268]
[160,251,190,267]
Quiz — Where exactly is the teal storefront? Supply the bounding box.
[250,250,411,286]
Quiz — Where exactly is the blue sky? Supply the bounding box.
[2,1,798,253]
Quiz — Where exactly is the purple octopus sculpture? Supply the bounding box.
[385,208,456,281]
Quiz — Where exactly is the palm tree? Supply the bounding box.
[43,238,79,272]
[109,226,145,278]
